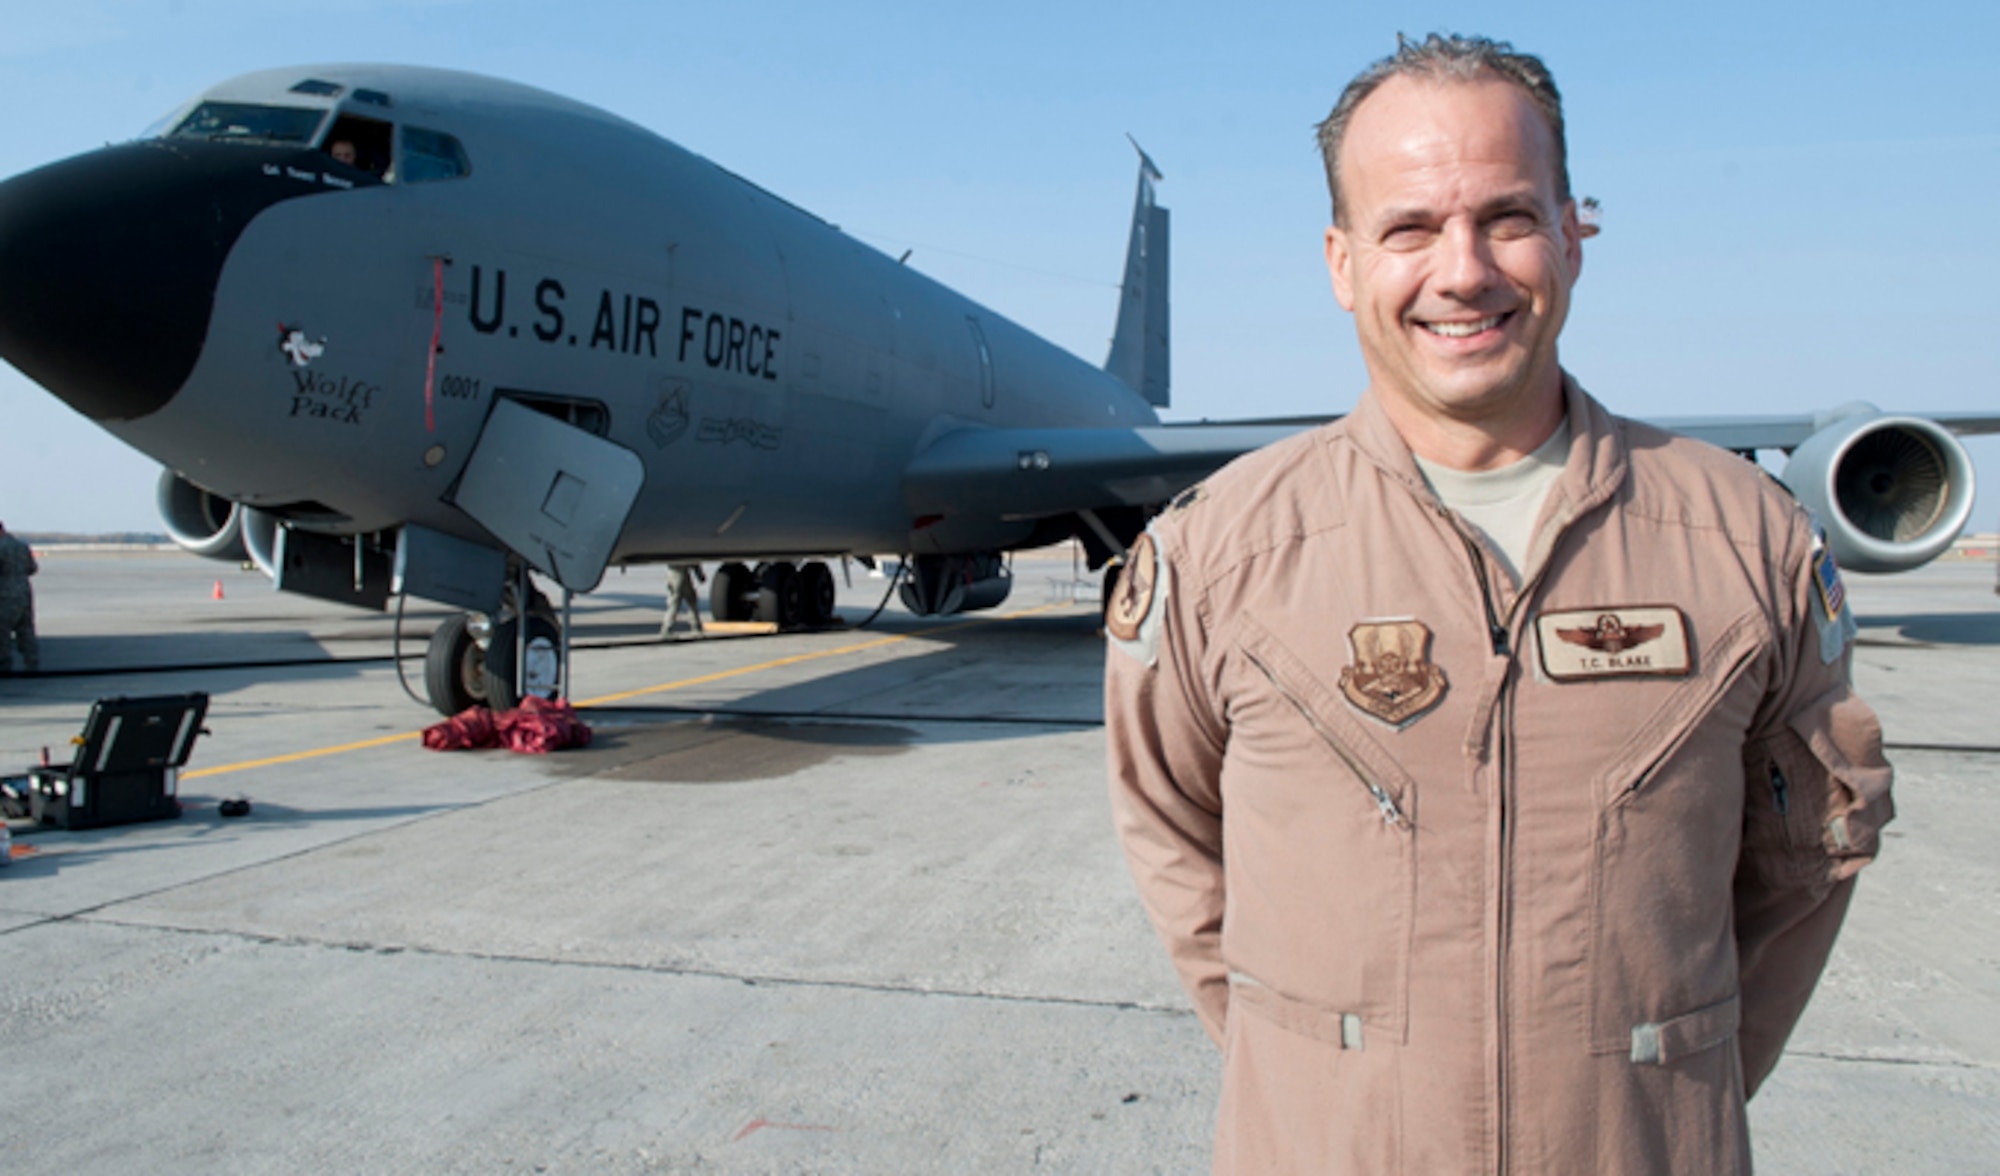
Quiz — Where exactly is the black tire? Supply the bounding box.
[712,561,753,622]
[424,614,487,715]
[800,560,837,626]
[483,613,562,709]
[754,561,803,627]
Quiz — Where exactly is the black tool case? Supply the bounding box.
[30,693,210,830]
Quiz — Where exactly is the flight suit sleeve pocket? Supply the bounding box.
[1629,992,1740,1065]
[1745,683,1893,892]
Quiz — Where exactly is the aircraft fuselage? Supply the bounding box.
[1,65,1160,566]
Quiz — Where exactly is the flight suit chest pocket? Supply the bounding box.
[1583,612,1766,1055]
[1217,615,1416,1043]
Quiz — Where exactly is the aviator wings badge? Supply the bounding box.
[1556,614,1664,655]
[1339,619,1448,727]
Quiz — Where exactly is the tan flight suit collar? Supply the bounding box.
[1338,372,1632,599]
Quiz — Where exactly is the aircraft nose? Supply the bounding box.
[0,140,349,421]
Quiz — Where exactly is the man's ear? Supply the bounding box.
[1325,225,1357,311]
[1560,199,1584,282]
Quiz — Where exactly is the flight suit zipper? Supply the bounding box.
[1451,521,1513,1173]
[1243,649,1408,829]
[1457,530,1510,658]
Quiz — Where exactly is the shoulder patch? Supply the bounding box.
[1166,482,1207,515]
[1106,531,1170,665]
[1809,539,1858,663]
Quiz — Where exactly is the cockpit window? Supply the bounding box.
[138,101,194,141]
[402,127,471,183]
[289,79,344,98]
[323,114,394,179]
[169,102,326,146]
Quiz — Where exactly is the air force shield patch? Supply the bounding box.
[1339,618,1448,727]
[1106,531,1169,666]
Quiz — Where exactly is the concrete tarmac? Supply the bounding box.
[1,549,1994,1173]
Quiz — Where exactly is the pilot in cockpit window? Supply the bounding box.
[324,116,392,179]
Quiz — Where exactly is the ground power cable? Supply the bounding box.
[852,557,909,629]
[391,590,429,707]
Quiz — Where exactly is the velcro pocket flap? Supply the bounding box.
[1630,992,1741,1066]
[1231,971,1367,1050]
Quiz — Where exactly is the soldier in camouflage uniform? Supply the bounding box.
[0,521,39,674]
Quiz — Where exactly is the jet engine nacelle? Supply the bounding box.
[1782,410,1976,574]
[898,552,1013,616]
[240,506,282,579]
[156,469,247,562]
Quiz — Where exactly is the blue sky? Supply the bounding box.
[3,0,1996,533]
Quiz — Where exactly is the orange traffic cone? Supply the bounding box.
[212,579,225,601]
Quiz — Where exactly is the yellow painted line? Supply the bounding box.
[700,620,778,635]
[183,731,418,780]
[179,601,1078,781]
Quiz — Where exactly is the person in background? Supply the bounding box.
[0,520,40,674]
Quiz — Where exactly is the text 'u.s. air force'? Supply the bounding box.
[464,265,779,380]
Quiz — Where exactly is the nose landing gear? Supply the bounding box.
[421,576,562,715]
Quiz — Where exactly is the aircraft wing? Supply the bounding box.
[1651,410,2000,451]
[903,422,1311,521]
[905,405,1998,574]
[904,408,2000,522]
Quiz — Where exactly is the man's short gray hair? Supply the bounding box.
[1316,33,1570,225]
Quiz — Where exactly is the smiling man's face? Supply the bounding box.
[1325,74,1581,466]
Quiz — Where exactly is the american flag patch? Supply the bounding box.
[1813,549,1847,619]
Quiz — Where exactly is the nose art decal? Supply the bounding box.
[279,324,327,367]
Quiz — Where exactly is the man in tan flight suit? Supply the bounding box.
[1104,34,1892,1174]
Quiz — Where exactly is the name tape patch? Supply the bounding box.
[1536,606,1692,681]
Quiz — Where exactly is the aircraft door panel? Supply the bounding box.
[452,397,645,593]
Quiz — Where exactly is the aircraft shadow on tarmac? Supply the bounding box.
[23,632,383,681]
[1854,612,2000,646]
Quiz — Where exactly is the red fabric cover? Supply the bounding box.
[421,698,592,754]
[497,695,593,755]
[422,706,498,750]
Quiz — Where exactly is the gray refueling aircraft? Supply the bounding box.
[1,65,1993,713]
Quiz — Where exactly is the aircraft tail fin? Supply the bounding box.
[1104,137,1169,409]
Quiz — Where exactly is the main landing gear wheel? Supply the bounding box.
[483,612,562,710]
[799,560,837,626]
[424,613,488,715]
[711,561,754,623]
[755,561,804,628]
